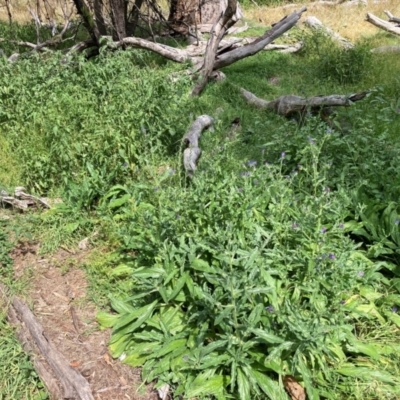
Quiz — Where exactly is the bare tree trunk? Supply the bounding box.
[110,0,127,40]
[128,0,144,36]
[73,0,102,45]
[191,0,238,96]
[93,0,107,36]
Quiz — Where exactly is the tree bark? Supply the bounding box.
[93,0,107,36]
[72,0,102,45]
[109,0,127,40]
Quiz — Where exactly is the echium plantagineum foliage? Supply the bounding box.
[98,135,400,399]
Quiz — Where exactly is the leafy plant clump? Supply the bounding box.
[98,138,400,399]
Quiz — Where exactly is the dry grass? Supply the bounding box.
[0,0,72,23]
[246,0,400,42]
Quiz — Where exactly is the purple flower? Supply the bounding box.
[241,171,251,177]
[395,219,400,226]
[307,136,316,145]
[329,253,336,259]
[265,305,274,313]
[253,179,259,185]
[154,187,160,191]
[123,162,128,168]
[237,187,243,193]
[392,306,398,313]
[325,187,331,193]
[321,227,327,234]
[395,108,400,114]
[339,223,344,229]
[176,214,181,219]
[292,222,298,229]
[281,152,286,158]
[247,160,257,167]
[357,271,365,277]
[326,128,332,133]
[340,300,346,305]
[169,169,176,176]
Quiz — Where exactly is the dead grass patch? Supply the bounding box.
[247,0,400,42]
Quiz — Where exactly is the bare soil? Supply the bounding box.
[10,240,158,400]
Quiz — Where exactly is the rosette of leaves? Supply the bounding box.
[98,145,400,399]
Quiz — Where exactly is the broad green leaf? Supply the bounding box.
[168,272,188,302]
[384,310,400,328]
[237,368,251,400]
[191,259,214,273]
[96,311,120,328]
[346,340,380,360]
[337,366,398,384]
[109,194,130,208]
[109,296,135,314]
[250,328,284,344]
[150,338,187,359]
[360,286,383,301]
[131,267,165,279]
[249,369,287,400]
[186,374,229,398]
[353,304,385,323]
[110,264,134,277]
[112,300,158,333]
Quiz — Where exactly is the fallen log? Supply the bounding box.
[240,88,368,117]
[304,16,353,48]
[366,12,400,36]
[0,187,50,210]
[371,46,400,53]
[0,283,94,400]
[182,115,214,176]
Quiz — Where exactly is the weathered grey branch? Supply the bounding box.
[0,187,50,210]
[212,7,307,70]
[304,16,353,48]
[182,115,214,176]
[383,10,400,24]
[0,284,94,400]
[366,12,400,36]
[113,36,192,63]
[240,88,368,117]
[191,0,238,96]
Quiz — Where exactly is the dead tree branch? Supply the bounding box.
[182,115,214,176]
[240,88,368,117]
[212,7,307,70]
[366,11,400,36]
[304,16,353,48]
[0,283,94,400]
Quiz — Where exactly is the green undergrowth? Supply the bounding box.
[1,23,400,400]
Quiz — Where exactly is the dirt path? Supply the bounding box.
[10,240,157,400]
